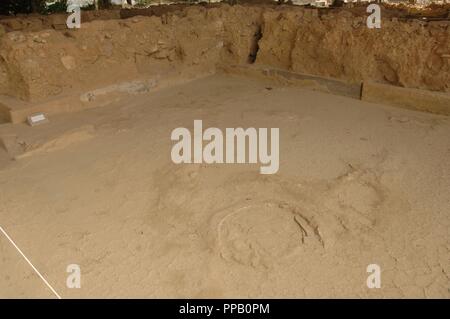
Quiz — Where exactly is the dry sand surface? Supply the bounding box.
[0,74,449,298]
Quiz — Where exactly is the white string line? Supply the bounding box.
[0,225,62,299]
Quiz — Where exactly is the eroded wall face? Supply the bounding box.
[257,9,449,92]
[0,6,263,102]
[0,5,448,102]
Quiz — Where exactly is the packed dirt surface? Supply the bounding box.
[0,74,449,298]
[0,4,449,104]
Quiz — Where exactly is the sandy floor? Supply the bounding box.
[0,74,449,298]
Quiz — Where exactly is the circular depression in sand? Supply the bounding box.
[217,203,302,267]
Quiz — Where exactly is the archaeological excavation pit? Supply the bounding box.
[0,1,449,300]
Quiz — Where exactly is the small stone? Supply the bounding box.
[33,36,46,44]
[61,56,76,70]
[40,32,51,38]
[8,32,25,43]
[148,44,159,54]
[5,19,23,31]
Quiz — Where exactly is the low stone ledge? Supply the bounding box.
[362,82,450,116]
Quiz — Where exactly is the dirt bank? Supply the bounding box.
[0,4,448,103]
[0,5,262,101]
[257,7,450,92]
